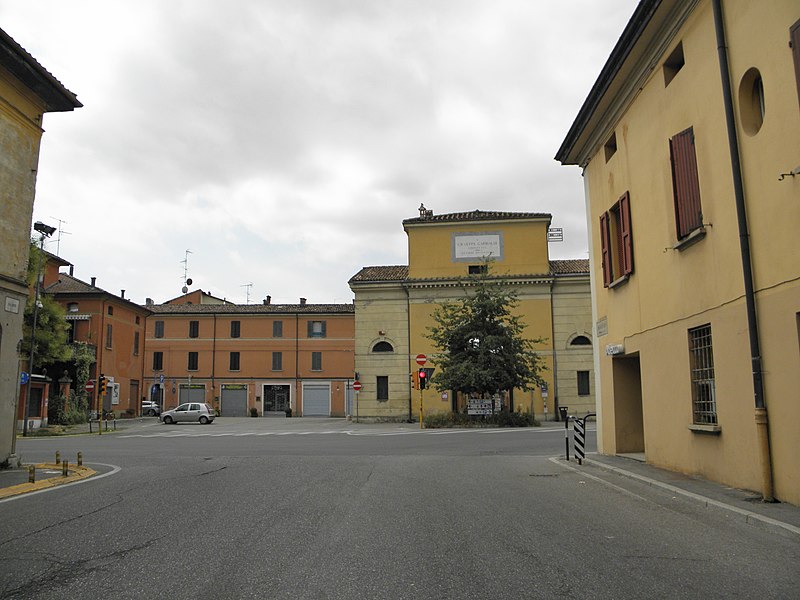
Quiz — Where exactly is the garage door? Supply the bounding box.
[221,386,248,417]
[179,385,206,405]
[302,384,330,416]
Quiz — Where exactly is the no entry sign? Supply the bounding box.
[353,381,362,392]
[415,354,427,366]
[85,380,95,393]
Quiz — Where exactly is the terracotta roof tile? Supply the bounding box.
[147,303,354,315]
[348,266,409,284]
[550,259,590,274]
[403,209,551,226]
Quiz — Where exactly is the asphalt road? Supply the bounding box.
[1,419,797,599]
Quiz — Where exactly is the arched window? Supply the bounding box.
[372,341,394,353]
[570,335,592,346]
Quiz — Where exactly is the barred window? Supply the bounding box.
[689,324,717,425]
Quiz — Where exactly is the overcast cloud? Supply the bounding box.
[2,1,635,304]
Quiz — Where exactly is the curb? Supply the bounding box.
[581,457,800,537]
[0,463,97,500]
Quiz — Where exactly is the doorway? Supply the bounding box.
[612,355,645,455]
[264,384,290,414]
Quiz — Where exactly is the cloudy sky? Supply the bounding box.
[3,0,636,305]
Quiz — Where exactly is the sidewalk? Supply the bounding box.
[572,453,800,537]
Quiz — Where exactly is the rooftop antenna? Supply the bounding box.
[49,216,71,255]
[181,249,193,294]
[240,282,253,304]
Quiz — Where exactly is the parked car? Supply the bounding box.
[142,400,161,416]
[160,402,216,425]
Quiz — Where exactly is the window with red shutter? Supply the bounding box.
[599,191,634,288]
[670,127,703,239]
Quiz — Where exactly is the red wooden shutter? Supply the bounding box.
[791,19,800,109]
[599,212,612,287]
[669,127,703,239]
[619,192,633,276]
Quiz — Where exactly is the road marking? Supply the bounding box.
[119,427,584,439]
[0,463,121,504]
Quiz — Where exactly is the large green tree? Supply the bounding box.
[20,242,72,371]
[425,265,546,399]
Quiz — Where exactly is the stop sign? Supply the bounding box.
[85,380,95,393]
[353,381,362,392]
[415,354,427,366]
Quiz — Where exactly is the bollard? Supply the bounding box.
[77,452,83,466]
[559,406,570,461]
[62,461,69,477]
[28,465,36,483]
[55,451,61,465]
[574,418,586,465]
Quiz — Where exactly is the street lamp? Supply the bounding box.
[22,221,56,436]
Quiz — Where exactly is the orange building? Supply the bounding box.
[144,300,356,417]
[45,266,150,417]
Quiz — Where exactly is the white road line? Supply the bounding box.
[0,463,121,504]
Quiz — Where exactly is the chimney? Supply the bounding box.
[265,295,271,305]
[145,298,154,306]
[90,277,96,287]
[69,265,74,276]
[121,290,125,299]
[300,297,307,306]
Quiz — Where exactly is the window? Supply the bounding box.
[188,352,198,371]
[739,68,765,136]
[189,321,199,338]
[599,191,634,287]
[135,316,140,325]
[311,352,322,371]
[108,306,113,316]
[155,321,164,338]
[577,371,590,396]
[570,335,592,346]
[106,324,113,349]
[272,352,283,371]
[372,341,394,352]
[133,331,140,356]
[689,324,717,425]
[468,265,488,275]
[663,41,684,87]
[308,321,326,338]
[67,302,78,313]
[231,320,240,338]
[791,19,800,108]
[604,132,617,162]
[270,320,282,338]
[153,352,163,371]
[377,376,389,401]
[67,322,76,344]
[230,352,240,371]
[669,127,704,240]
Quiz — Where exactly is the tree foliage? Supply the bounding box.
[425,265,546,397]
[20,242,72,370]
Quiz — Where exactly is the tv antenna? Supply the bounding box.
[181,249,193,293]
[49,216,71,255]
[240,282,253,304]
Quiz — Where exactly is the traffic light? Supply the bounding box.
[418,369,427,390]
[99,374,107,396]
[412,370,420,390]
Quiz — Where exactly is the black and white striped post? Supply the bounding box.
[574,413,596,465]
[574,418,586,465]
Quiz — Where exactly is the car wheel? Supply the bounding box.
[148,409,156,416]
[199,416,209,425]
[163,415,173,424]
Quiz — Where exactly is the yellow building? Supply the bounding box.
[0,28,80,463]
[556,0,800,504]
[349,208,593,422]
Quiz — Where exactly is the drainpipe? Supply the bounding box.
[549,275,559,423]
[211,313,217,402]
[712,0,773,501]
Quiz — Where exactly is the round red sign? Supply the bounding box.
[353,381,362,392]
[415,354,427,366]
[85,380,95,393]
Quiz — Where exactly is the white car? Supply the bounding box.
[142,400,161,416]
[160,402,216,425]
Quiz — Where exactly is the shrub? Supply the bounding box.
[424,410,538,428]
[250,407,259,417]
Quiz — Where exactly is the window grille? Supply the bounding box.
[689,324,717,425]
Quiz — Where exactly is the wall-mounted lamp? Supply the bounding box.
[378,330,386,336]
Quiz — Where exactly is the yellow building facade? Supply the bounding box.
[0,28,80,463]
[349,208,594,422]
[557,0,800,504]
